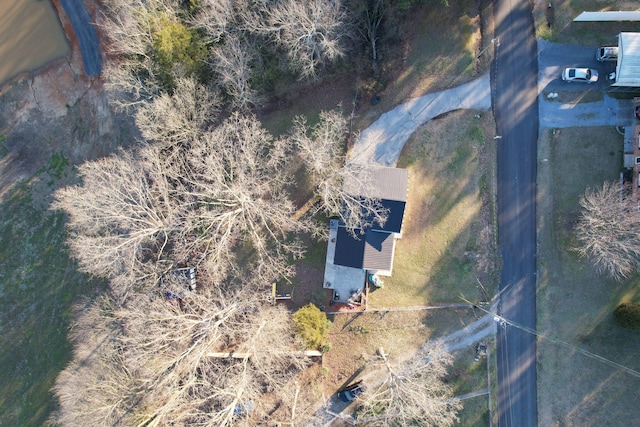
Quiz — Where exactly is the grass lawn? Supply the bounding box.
[368,110,498,307]
[0,183,103,426]
[354,0,494,132]
[533,0,640,44]
[537,126,640,426]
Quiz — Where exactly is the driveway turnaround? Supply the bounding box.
[536,40,626,129]
[351,73,491,166]
[492,0,539,425]
[59,0,102,76]
[537,40,615,93]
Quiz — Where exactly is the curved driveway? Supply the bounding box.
[59,0,101,76]
[492,0,539,425]
[351,74,491,166]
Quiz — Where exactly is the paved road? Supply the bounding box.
[492,0,539,425]
[59,0,102,76]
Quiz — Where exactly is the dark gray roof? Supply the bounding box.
[362,230,395,271]
[333,227,366,269]
[342,166,408,202]
[366,199,406,234]
[333,228,395,271]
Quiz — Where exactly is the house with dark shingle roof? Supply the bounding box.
[323,166,408,303]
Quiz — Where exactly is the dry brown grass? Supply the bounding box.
[537,126,640,426]
[353,0,494,132]
[322,307,480,393]
[533,0,640,44]
[368,109,499,307]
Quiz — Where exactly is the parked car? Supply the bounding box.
[562,67,598,83]
[596,46,618,61]
[337,381,365,402]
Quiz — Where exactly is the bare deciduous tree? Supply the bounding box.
[356,344,461,426]
[99,0,173,107]
[356,0,386,77]
[257,0,353,79]
[291,109,387,231]
[52,146,181,293]
[209,34,262,111]
[176,112,311,280]
[135,77,220,144]
[52,281,315,426]
[191,0,238,43]
[54,113,310,294]
[575,181,640,281]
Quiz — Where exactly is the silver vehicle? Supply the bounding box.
[596,46,618,61]
[562,67,598,83]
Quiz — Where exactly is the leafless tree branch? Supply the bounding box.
[575,181,640,281]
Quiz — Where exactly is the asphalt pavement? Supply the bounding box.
[537,39,617,93]
[537,40,620,128]
[492,0,539,425]
[59,0,102,76]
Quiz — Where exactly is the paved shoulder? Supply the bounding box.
[351,74,492,166]
[59,0,102,76]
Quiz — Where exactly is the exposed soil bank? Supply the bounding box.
[0,0,69,85]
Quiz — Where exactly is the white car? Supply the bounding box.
[596,46,618,61]
[562,67,598,83]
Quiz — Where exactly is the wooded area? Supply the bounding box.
[50,0,462,424]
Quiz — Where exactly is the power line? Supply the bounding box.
[461,296,640,379]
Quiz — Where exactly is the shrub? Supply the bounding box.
[614,303,640,330]
[293,303,331,349]
[151,14,208,91]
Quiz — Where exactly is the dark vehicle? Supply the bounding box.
[337,381,365,402]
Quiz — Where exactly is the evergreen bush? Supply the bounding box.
[614,303,640,330]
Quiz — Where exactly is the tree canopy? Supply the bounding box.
[575,181,640,281]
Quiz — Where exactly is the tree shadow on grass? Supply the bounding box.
[0,185,106,426]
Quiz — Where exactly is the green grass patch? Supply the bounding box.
[0,184,104,426]
[47,152,68,179]
[448,349,488,396]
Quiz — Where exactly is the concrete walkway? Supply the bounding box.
[351,73,492,167]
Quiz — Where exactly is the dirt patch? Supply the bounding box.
[0,0,137,202]
[323,309,457,390]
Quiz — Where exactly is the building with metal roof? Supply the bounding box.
[614,33,640,88]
